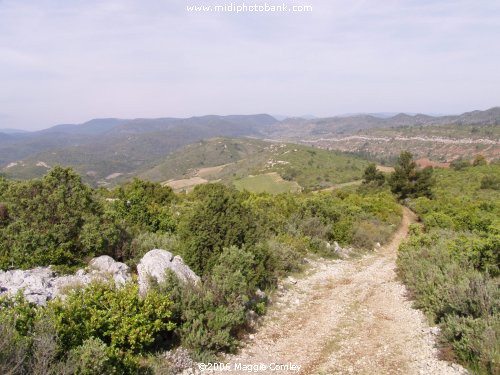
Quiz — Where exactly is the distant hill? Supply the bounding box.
[1,114,278,185]
[267,107,500,138]
[37,118,129,136]
[0,128,30,135]
[140,137,370,191]
[2,107,499,184]
[265,108,500,163]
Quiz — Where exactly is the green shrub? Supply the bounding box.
[209,246,258,306]
[158,277,245,358]
[450,159,471,171]
[112,178,176,233]
[480,175,500,190]
[178,183,260,275]
[398,229,499,373]
[329,216,353,245]
[442,315,499,375]
[156,246,271,359]
[421,212,455,229]
[0,167,125,269]
[64,337,118,375]
[0,293,38,337]
[49,282,175,354]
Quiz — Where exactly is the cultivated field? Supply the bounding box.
[233,172,301,194]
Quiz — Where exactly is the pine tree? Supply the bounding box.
[362,163,385,186]
[389,151,434,199]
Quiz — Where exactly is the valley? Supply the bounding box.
[2,2,499,374]
[0,127,498,374]
[2,108,498,189]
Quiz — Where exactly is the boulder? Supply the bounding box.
[0,256,131,306]
[137,249,200,295]
[88,255,131,285]
[53,256,131,292]
[0,267,56,305]
[333,241,353,259]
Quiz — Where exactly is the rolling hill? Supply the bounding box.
[1,114,278,185]
[267,108,500,164]
[140,138,370,192]
[2,107,499,185]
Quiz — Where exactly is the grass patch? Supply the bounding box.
[233,173,301,194]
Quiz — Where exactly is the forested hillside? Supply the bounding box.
[1,115,278,185]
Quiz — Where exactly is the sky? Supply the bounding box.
[0,0,499,130]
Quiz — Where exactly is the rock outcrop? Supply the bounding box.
[0,255,131,305]
[327,241,353,259]
[88,255,131,285]
[0,251,199,305]
[137,249,200,295]
[0,267,56,306]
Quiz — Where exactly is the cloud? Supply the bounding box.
[0,0,499,129]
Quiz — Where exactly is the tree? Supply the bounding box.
[178,183,259,275]
[362,163,385,186]
[0,167,125,269]
[389,152,434,200]
[113,178,176,233]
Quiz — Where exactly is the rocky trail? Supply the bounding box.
[223,208,468,375]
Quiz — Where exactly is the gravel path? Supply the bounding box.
[222,208,468,375]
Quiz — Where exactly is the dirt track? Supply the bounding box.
[224,208,468,375]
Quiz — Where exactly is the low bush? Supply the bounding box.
[50,282,176,355]
[480,175,500,190]
[398,229,499,373]
[442,315,499,375]
[1,282,177,374]
[64,337,118,375]
[157,273,246,360]
[0,321,29,375]
[266,236,306,275]
[153,245,277,360]
[351,219,393,249]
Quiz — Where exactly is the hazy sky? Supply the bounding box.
[1,0,499,130]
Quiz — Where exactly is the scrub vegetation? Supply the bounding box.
[398,162,500,374]
[0,164,401,373]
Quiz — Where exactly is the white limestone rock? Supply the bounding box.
[0,256,131,305]
[137,249,200,295]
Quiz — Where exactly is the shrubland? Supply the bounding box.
[3,153,495,374]
[0,165,401,373]
[398,162,500,374]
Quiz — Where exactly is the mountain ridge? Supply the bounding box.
[2,108,498,185]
